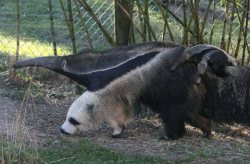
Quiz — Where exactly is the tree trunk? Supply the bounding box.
[67,0,77,53]
[16,0,20,63]
[114,0,131,46]
[48,0,58,56]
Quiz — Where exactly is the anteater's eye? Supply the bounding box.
[69,117,81,126]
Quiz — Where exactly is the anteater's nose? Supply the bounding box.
[60,127,71,135]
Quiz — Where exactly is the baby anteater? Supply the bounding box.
[171,44,237,83]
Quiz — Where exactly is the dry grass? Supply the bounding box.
[0,71,40,163]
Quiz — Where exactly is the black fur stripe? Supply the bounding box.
[83,51,160,91]
[69,117,81,126]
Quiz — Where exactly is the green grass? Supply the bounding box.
[0,34,71,57]
[179,143,250,163]
[0,135,39,163]
[0,0,67,41]
[0,53,9,71]
[0,0,115,58]
[40,139,166,164]
[0,0,71,57]
[1,137,166,164]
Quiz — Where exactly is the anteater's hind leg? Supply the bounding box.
[188,112,212,138]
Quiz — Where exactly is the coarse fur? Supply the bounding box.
[202,66,250,124]
[13,42,249,140]
[60,45,183,137]
[61,51,161,91]
[13,42,179,91]
[171,44,237,83]
[61,45,249,140]
[61,46,212,139]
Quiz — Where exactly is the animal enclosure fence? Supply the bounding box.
[0,0,249,69]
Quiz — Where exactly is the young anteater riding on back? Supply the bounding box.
[171,44,237,83]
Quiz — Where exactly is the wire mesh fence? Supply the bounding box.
[0,0,249,66]
[0,0,115,58]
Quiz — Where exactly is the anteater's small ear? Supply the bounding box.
[61,60,67,69]
[61,59,73,73]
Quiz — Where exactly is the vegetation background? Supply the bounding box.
[1,0,249,68]
[0,0,249,163]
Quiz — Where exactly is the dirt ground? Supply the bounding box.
[0,74,250,162]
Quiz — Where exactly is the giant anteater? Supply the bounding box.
[14,42,247,140]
